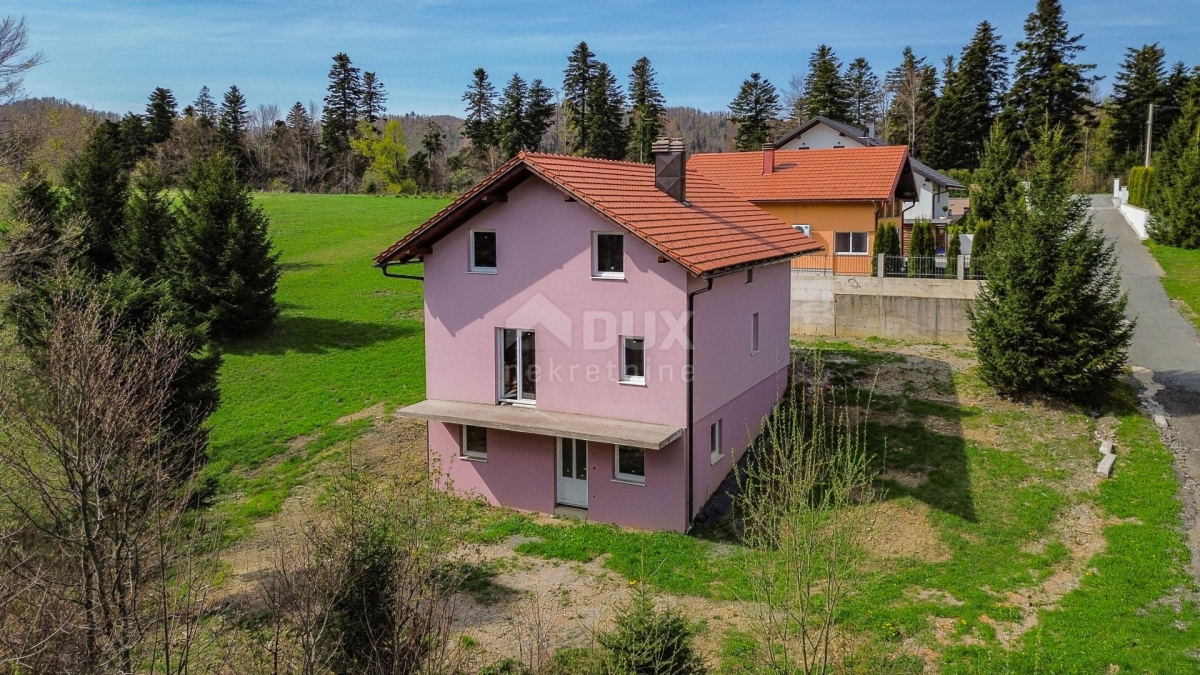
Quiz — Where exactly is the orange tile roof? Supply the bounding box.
[376,152,822,276]
[688,146,912,202]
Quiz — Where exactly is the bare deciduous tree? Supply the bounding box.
[0,14,48,174]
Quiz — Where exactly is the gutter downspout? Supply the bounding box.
[685,277,714,532]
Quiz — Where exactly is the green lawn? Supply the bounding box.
[204,193,448,530]
[1149,242,1200,332]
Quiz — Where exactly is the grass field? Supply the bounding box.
[206,194,1200,671]
[204,193,449,532]
[1149,242,1200,331]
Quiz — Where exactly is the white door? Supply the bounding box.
[557,438,588,508]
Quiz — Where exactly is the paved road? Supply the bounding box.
[1091,195,1200,578]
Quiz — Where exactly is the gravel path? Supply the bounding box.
[1092,195,1200,579]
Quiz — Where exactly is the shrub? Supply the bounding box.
[871,220,901,276]
[1128,166,1154,208]
[970,219,994,277]
[597,584,706,675]
[907,219,935,277]
[1148,121,1200,247]
[945,225,962,278]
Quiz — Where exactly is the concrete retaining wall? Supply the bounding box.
[791,274,982,343]
[1118,201,1150,240]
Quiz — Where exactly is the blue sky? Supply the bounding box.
[12,0,1200,117]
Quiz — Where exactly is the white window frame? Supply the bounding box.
[462,425,488,461]
[620,336,646,386]
[497,328,536,405]
[614,445,646,485]
[750,312,759,354]
[469,229,497,274]
[834,231,870,256]
[592,232,625,279]
[710,419,723,464]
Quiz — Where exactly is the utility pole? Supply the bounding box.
[1145,103,1155,167]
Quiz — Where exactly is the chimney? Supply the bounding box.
[652,137,687,203]
[865,121,877,140]
[762,144,775,175]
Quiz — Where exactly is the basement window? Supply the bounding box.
[835,232,869,255]
[470,230,497,273]
[593,232,624,279]
[614,445,646,485]
[462,425,488,460]
[710,419,723,464]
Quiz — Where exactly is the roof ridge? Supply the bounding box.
[522,152,655,169]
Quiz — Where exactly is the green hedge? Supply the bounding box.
[1128,166,1155,208]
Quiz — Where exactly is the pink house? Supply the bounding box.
[375,140,821,532]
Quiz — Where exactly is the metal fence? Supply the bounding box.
[791,254,988,280]
[790,254,872,277]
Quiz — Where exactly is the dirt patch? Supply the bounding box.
[859,500,951,564]
[336,402,387,426]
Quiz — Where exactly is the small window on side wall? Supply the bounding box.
[710,419,723,464]
[470,230,497,273]
[462,425,488,460]
[621,337,645,385]
[593,232,624,278]
[751,312,759,353]
[746,268,754,284]
[615,445,645,484]
[834,232,869,255]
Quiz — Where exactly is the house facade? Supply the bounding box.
[772,115,966,230]
[376,143,820,532]
[689,146,916,275]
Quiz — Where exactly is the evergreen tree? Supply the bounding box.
[117,168,175,281]
[117,113,151,164]
[921,57,963,170]
[1149,89,1200,246]
[522,79,556,152]
[1001,0,1097,151]
[945,225,962,278]
[970,218,995,272]
[461,67,498,155]
[844,57,883,128]
[871,221,901,275]
[1160,61,1194,135]
[145,87,178,145]
[563,41,598,154]
[729,73,781,151]
[803,44,850,122]
[285,101,314,135]
[583,62,628,160]
[217,84,249,154]
[61,121,131,275]
[884,47,939,155]
[925,22,1009,170]
[907,219,936,277]
[496,73,528,159]
[627,56,666,163]
[969,123,1020,228]
[1109,44,1169,169]
[193,85,217,126]
[360,71,388,123]
[969,126,1132,399]
[322,53,364,189]
[171,151,281,338]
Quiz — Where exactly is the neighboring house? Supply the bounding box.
[689,146,917,275]
[375,141,821,533]
[773,116,966,231]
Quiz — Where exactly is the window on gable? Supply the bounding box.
[621,336,645,385]
[710,419,723,464]
[835,232,869,255]
[470,230,497,273]
[746,268,754,284]
[615,445,646,484]
[463,425,488,460]
[593,232,624,278]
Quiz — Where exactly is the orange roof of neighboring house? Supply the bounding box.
[375,152,823,276]
[688,146,915,203]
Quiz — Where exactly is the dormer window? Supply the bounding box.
[470,230,497,273]
[593,232,624,279]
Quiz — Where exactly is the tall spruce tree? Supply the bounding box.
[286,101,313,134]
[117,168,175,281]
[844,57,883,129]
[61,121,131,276]
[803,45,851,122]
[627,57,666,163]
[217,84,249,155]
[193,85,217,126]
[969,123,1020,228]
[969,126,1132,399]
[522,79,556,152]
[145,87,178,145]
[1109,44,1169,168]
[360,72,387,123]
[923,22,1009,169]
[583,62,628,160]
[1001,0,1097,151]
[729,73,781,151]
[461,67,498,155]
[563,41,598,154]
[171,151,281,338]
[884,47,939,155]
[1149,82,1200,246]
[496,73,528,160]
[322,53,364,189]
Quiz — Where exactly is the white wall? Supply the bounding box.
[1119,202,1149,240]
[776,125,865,150]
